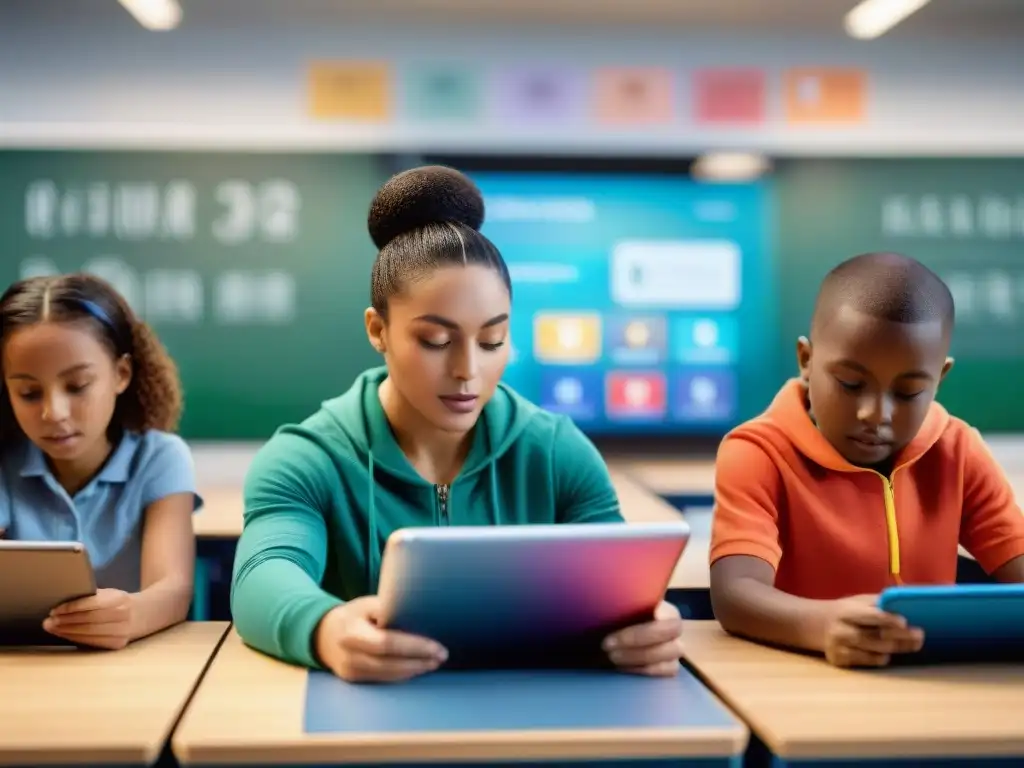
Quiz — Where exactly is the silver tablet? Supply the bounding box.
[376,521,690,669]
[0,540,98,647]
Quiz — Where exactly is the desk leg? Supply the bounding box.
[667,587,714,620]
[191,556,210,622]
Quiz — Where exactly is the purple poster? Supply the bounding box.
[491,67,587,125]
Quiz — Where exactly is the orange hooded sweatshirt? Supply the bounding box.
[711,378,1024,599]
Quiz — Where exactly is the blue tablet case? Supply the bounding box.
[878,584,1024,663]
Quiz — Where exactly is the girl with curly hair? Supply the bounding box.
[0,273,199,649]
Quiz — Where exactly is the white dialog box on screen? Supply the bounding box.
[610,240,741,309]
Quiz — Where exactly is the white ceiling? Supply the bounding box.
[5,0,1023,36]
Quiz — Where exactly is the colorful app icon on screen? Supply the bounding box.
[607,314,667,365]
[539,369,602,421]
[673,315,738,364]
[533,313,602,364]
[606,371,667,419]
[673,369,737,421]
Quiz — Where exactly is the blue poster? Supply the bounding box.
[471,172,779,435]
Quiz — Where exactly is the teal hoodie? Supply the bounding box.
[231,367,623,668]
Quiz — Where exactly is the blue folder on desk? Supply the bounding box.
[305,668,737,734]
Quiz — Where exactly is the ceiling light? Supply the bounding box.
[118,0,182,31]
[692,153,772,182]
[844,0,932,40]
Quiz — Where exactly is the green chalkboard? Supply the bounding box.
[776,158,1024,431]
[0,151,389,439]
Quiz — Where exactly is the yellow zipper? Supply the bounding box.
[869,467,903,585]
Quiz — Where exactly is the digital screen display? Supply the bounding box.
[471,172,779,435]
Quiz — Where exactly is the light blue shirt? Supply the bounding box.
[0,430,202,592]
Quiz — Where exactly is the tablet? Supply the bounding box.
[376,521,690,670]
[0,540,97,647]
[878,584,1024,664]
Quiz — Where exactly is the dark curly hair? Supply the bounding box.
[368,165,512,318]
[0,273,183,444]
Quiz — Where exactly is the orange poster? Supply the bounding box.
[593,67,674,126]
[784,68,866,124]
[308,61,391,121]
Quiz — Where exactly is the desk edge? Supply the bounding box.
[173,724,749,764]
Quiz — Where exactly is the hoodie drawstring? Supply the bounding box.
[367,451,380,592]
[489,462,502,526]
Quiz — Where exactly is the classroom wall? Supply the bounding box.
[2,17,1023,154]
[5,13,1024,439]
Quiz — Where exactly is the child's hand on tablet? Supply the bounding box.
[821,594,924,668]
[314,596,448,683]
[602,600,684,677]
[43,588,134,650]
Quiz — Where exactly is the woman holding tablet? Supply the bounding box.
[0,274,199,648]
[232,166,684,682]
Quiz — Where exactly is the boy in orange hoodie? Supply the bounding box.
[710,252,1024,668]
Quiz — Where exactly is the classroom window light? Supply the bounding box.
[844,0,933,40]
[118,0,183,31]
[691,152,771,182]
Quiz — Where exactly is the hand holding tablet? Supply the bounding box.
[820,594,924,668]
[314,596,449,684]
[0,540,97,647]
[602,599,685,677]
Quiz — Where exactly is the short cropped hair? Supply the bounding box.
[811,252,954,336]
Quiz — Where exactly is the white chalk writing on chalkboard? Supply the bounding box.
[213,180,300,245]
[16,257,295,327]
[945,270,1023,323]
[215,271,295,323]
[23,178,300,244]
[24,180,199,241]
[882,194,1024,240]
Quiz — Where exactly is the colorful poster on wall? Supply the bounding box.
[694,69,766,125]
[307,60,392,121]
[593,67,675,126]
[404,64,480,122]
[491,67,587,125]
[783,68,866,124]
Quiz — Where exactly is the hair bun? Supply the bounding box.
[367,165,485,250]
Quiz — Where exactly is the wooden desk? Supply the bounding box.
[0,622,229,767]
[173,629,747,766]
[682,621,1024,765]
[622,458,716,500]
[193,486,244,539]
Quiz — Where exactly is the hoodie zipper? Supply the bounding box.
[869,467,904,585]
[435,483,450,525]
